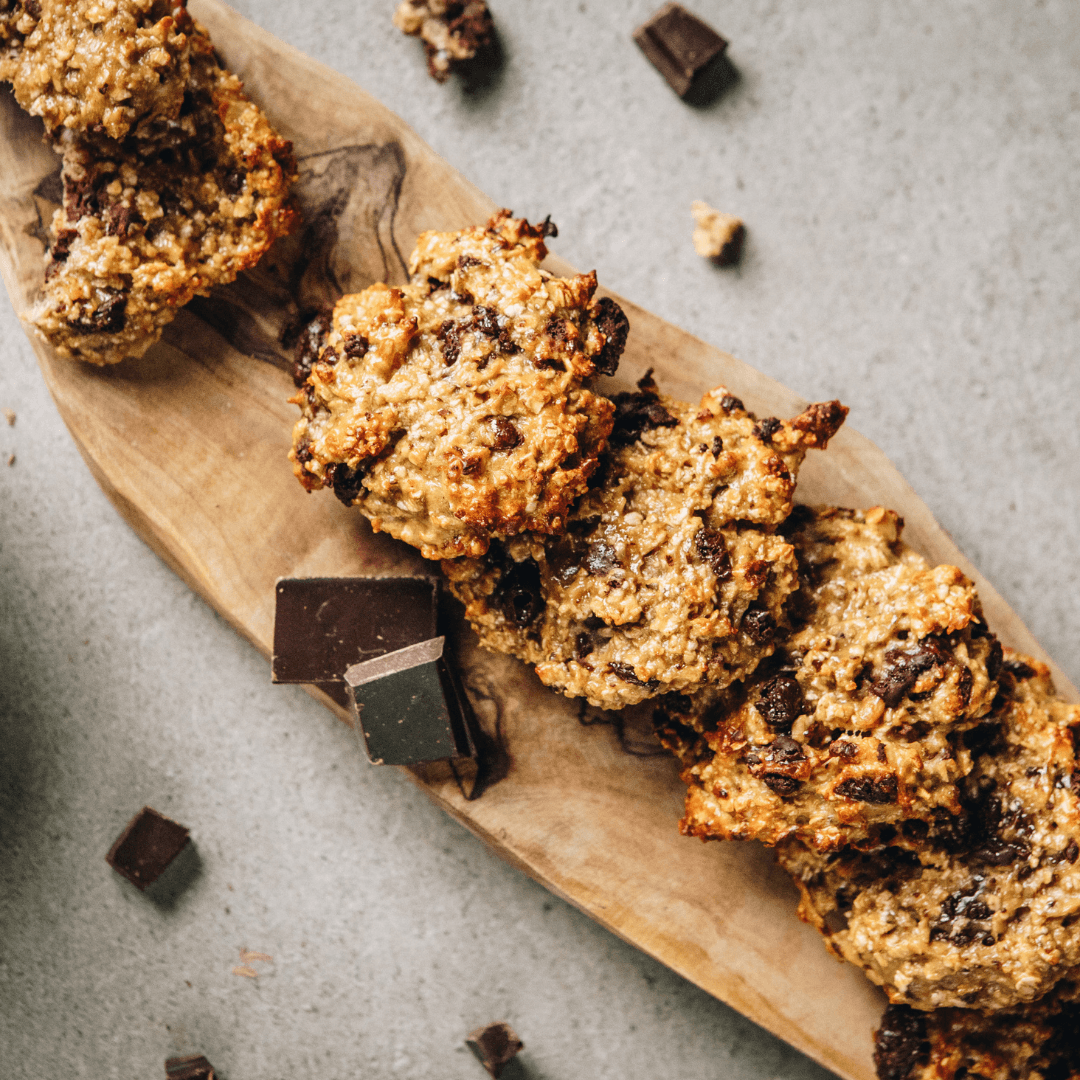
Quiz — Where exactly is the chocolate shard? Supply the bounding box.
[271,578,438,700]
[165,1055,216,1080]
[345,637,477,767]
[106,807,190,891]
[466,1022,524,1079]
[633,3,728,98]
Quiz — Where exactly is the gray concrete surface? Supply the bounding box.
[2,1,1079,1077]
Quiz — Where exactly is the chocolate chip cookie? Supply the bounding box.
[290,211,628,560]
[30,21,297,365]
[658,506,1001,849]
[781,654,1080,1010]
[443,378,847,709]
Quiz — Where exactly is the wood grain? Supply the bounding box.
[0,4,1075,1077]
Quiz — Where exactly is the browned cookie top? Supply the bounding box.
[658,506,1001,850]
[290,211,628,560]
[30,21,297,365]
[873,978,1080,1080]
[0,0,194,141]
[779,654,1080,1011]
[443,379,846,709]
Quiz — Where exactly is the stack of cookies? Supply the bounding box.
[291,214,1079,1077]
[1,0,296,365]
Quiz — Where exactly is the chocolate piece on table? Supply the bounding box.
[106,807,190,891]
[271,577,438,704]
[633,3,728,98]
[345,637,476,766]
[165,1055,216,1080]
[466,1022,524,1078]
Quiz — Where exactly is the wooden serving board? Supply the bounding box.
[1,4,1075,1076]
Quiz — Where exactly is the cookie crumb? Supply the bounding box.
[393,0,495,82]
[466,1022,523,1078]
[3,408,14,426]
[6,453,14,467]
[692,200,744,264]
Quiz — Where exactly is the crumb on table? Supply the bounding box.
[692,200,744,263]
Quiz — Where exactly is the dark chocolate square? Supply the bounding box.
[633,3,728,97]
[106,807,190,891]
[165,1055,216,1080]
[272,576,438,685]
[346,637,475,766]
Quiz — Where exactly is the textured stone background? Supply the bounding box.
[1,1,1078,1077]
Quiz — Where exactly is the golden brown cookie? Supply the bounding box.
[658,506,1002,850]
[0,0,193,141]
[443,379,847,709]
[30,22,297,365]
[290,212,629,560]
[873,979,1080,1080]
[779,654,1080,1011]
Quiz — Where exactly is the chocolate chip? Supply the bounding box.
[325,461,368,505]
[343,333,368,359]
[488,416,522,452]
[874,1005,929,1080]
[986,636,1004,681]
[957,666,973,708]
[974,837,1030,866]
[755,675,805,731]
[574,632,594,659]
[608,661,660,690]
[741,607,776,644]
[584,541,619,576]
[830,740,858,759]
[292,310,332,386]
[1065,840,1079,864]
[835,775,899,804]
[222,169,246,196]
[711,435,723,456]
[719,394,744,413]
[494,558,543,628]
[104,202,144,239]
[693,527,732,581]
[870,636,952,709]
[74,288,126,334]
[591,296,629,376]
[1004,658,1037,680]
[753,417,782,443]
[437,318,465,365]
[546,532,588,585]
[762,774,801,796]
[610,371,679,445]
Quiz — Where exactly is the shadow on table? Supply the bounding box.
[142,841,204,911]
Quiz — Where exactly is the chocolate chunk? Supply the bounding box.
[272,577,438,692]
[986,636,1004,681]
[873,1006,929,1080]
[493,558,543,628]
[466,1022,523,1079]
[488,415,522,452]
[608,661,660,690]
[293,309,332,386]
[741,607,776,643]
[325,461,369,505]
[222,169,247,196]
[1004,657,1037,680]
[105,202,144,239]
[1065,840,1079,864]
[870,636,951,709]
[345,637,475,766]
[747,735,806,796]
[106,807,190,891]
[591,296,629,376]
[74,288,126,334]
[835,774,899,804]
[711,436,723,456]
[974,836,1030,866]
[165,1055,216,1080]
[755,674,805,730]
[343,333,368,359]
[437,318,465,365]
[584,540,619,576]
[693,527,732,581]
[633,3,728,98]
[538,215,558,238]
[753,417,782,443]
[610,371,679,445]
[719,394,744,413]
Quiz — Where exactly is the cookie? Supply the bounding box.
[0,0,194,141]
[443,378,847,709]
[873,979,1080,1080]
[658,506,1002,850]
[393,0,494,82]
[31,21,297,365]
[290,211,628,561]
[781,655,1080,1011]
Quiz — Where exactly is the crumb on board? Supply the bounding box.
[692,200,744,263]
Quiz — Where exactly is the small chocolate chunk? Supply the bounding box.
[272,577,438,694]
[633,3,728,98]
[293,309,332,386]
[591,296,629,376]
[755,674,805,730]
[835,774,899,804]
[466,1022,523,1079]
[719,394,744,413]
[325,461,369,505]
[165,1055,216,1080]
[1004,657,1037,680]
[610,371,679,444]
[694,527,732,581]
[874,1005,929,1080]
[753,417,782,443]
[741,607,776,643]
[608,661,660,690]
[105,202,144,239]
[870,636,951,709]
[343,333,369,359]
[345,637,475,766]
[74,288,126,334]
[493,558,543,628]
[488,415,523,452]
[106,807,190,891]
[437,318,465,365]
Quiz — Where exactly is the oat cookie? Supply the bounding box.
[873,980,1080,1080]
[658,506,1002,850]
[779,655,1080,1011]
[290,212,628,561]
[31,22,297,365]
[443,378,847,709]
[393,0,494,82]
[0,0,194,141]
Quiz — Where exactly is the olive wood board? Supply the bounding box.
[0,3,1075,1077]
